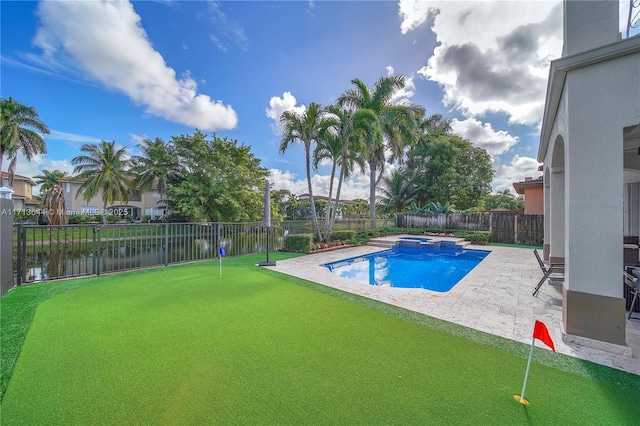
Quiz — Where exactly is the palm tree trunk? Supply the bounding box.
[305,146,321,242]
[369,159,377,229]
[323,163,337,242]
[102,200,108,225]
[330,162,346,234]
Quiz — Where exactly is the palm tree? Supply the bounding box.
[0,97,50,186]
[34,169,68,193]
[317,105,379,239]
[34,169,69,226]
[42,184,67,226]
[337,76,423,229]
[72,140,134,225]
[313,124,343,238]
[279,103,326,241]
[130,137,180,211]
[377,169,417,216]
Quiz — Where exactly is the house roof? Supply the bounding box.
[513,176,543,195]
[11,194,40,205]
[538,35,640,162]
[1,172,36,186]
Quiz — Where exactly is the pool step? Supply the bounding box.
[366,240,395,248]
[366,236,473,248]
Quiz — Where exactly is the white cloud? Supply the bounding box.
[450,118,519,155]
[269,169,369,201]
[46,130,102,145]
[206,1,248,51]
[385,65,395,76]
[128,133,148,146]
[265,92,307,135]
[209,34,227,52]
[400,0,562,125]
[34,0,238,131]
[491,154,542,193]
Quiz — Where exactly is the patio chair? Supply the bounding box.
[623,267,640,320]
[532,249,564,296]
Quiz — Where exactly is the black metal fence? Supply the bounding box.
[11,219,387,287]
[396,212,544,246]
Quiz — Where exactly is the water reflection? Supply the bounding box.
[325,249,489,292]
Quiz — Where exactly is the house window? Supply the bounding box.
[130,191,142,202]
[152,189,160,197]
[2,178,9,187]
[81,206,97,214]
[145,208,165,217]
[65,183,71,193]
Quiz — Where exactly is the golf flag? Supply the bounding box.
[533,320,555,352]
[218,247,225,277]
[514,320,556,405]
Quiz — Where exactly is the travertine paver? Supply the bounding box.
[265,236,640,376]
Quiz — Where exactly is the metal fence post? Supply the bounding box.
[164,223,169,266]
[96,226,101,276]
[15,223,23,287]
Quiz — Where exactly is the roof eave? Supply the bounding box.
[538,35,640,163]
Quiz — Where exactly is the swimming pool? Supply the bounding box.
[322,241,490,292]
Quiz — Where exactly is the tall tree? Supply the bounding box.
[33,169,68,193]
[72,140,134,225]
[271,189,298,220]
[337,76,422,229]
[318,105,378,239]
[405,134,494,210]
[0,97,50,185]
[130,137,181,211]
[482,189,524,211]
[167,131,268,222]
[279,103,326,241]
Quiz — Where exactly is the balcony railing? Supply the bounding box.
[623,0,640,39]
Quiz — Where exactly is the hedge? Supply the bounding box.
[329,230,355,243]
[282,234,313,252]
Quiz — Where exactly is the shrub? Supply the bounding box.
[329,230,355,243]
[106,215,120,224]
[282,234,313,252]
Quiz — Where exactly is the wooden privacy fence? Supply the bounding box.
[396,213,544,246]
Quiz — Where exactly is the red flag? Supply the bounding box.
[533,320,555,352]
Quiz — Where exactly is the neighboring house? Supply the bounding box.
[58,176,166,219]
[512,177,543,215]
[296,194,356,220]
[537,1,640,349]
[1,172,39,211]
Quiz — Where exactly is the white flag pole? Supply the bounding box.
[515,337,536,405]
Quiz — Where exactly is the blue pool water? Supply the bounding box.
[322,242,489,292]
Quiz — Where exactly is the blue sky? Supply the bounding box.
[2,1,637,199]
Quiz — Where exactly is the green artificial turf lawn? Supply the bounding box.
[1,254,639,425]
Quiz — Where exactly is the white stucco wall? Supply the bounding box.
[549,51,640,297]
